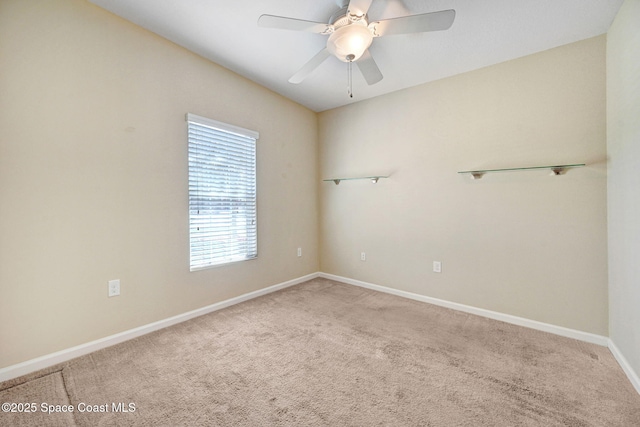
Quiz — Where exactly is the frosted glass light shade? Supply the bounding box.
[326,24,373,62]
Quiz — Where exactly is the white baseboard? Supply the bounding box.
[4,271,638,397]
[319,273,609,347]
[320,273,640,395]
[0,272,320,383]
[608,340,640,395]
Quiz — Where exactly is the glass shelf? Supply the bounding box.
[323,176,389,185]
[458,164,585,180]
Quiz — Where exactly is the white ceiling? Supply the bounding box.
[88,0,623,112]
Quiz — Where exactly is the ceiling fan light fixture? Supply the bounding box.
[326,23,373,62]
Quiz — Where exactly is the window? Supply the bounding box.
[187,113,258,271]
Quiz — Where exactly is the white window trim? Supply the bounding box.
[186,113,259,140]
[187,113,259,271]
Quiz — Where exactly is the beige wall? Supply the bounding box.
[607,0,640,379]
[0,0,319,368]
[0,0,616,371]
[319,36,608,335]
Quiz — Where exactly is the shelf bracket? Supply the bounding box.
[458,164,585,179]
[323,176,389,185]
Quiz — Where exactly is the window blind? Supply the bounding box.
[187,114,258,271]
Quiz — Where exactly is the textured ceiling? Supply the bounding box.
[88,0,623,112]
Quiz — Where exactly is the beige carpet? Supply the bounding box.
[1,277,639,426]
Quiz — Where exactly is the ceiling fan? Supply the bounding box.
[258,0,455,97]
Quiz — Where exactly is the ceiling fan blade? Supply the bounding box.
[356,49,383,85]
[347,0,373,21]
[369,9,455,37]
[258,14,333,34]
[288,48,331,84]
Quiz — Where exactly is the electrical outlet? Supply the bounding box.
[108,279,120,297]
[433,261,442,273]
[297,247,302,257]
[361,252,366,261]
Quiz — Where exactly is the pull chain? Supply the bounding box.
[346,54,355,98]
